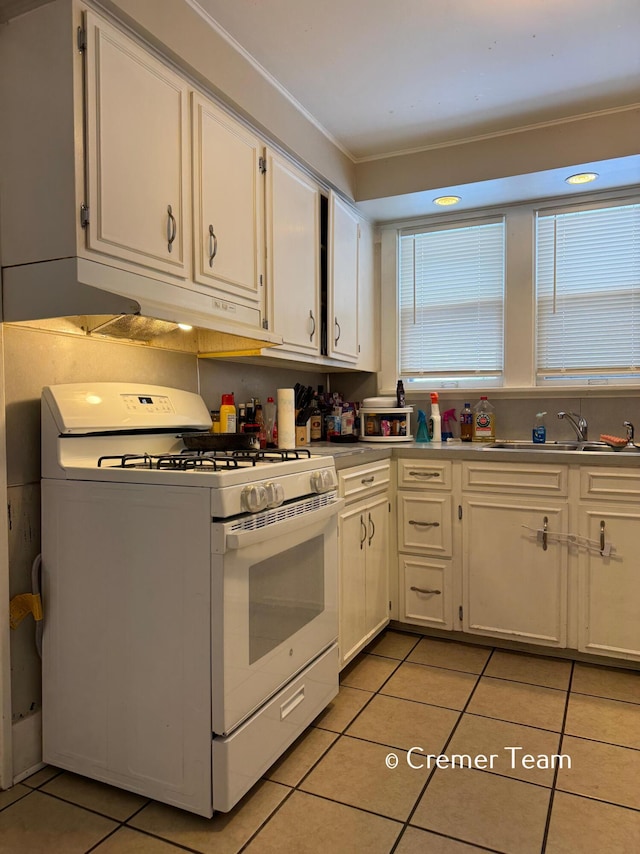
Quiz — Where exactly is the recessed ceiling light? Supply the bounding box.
[177,323,193,331]
[433,195,461,206]
[565,172,599,185]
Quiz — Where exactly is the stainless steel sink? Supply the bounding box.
[482,441,581,451]
[482,440,638,453]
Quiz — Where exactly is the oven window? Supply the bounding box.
[248,535,325,664]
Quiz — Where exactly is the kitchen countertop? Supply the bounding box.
[309,440,640,469]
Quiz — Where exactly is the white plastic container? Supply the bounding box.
[359,406,413,442]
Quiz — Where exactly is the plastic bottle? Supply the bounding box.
[460,403,473,442]
[472,396,495,442]
[533,411,547,444]
[428,392,442,442]
[396,380,406,407]
[220,393,237,433]
[264,397,277,447]
[416,410,431,442]
[442,408,457,441]
[209,410,221,434]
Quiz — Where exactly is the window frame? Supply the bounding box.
[379,187,640,396]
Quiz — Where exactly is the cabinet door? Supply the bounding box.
[462,496,567,646]
[356,215,379,372]
[192,94,264,303]
[328,193,359,362]
[339,504,368,666]
[84,12,189,276]
[364,494,390,639]
[578,505,640,661]
[266,151,320,353]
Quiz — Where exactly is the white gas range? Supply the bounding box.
[41,383,342,816]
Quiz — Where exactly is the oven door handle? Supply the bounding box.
[225,499,345,550]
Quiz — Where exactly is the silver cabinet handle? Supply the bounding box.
[410,586,442,595]
[360,514,367,550]
[309,310,316,342]
[542,516,548,551]
[409,520,440,528]
[208,224,218,266]
[361,476,375,484]
[167,204,177,252]
[368,512,375,545]
[408,471,439,479]
[334,317,341,346]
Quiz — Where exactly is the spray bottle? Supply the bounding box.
[428,393,442,442]
[442,408,457,442]
[416,410,431,442]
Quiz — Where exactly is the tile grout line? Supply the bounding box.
[235,643,409,854]
[388,643,499,853]
[237,636,425,853]
[539,659,575,854]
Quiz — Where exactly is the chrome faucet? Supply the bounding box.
[624,421,635,444]
[557,411,588,441]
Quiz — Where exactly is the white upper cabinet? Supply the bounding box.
[355,215,380,372]
[192,94,264,304]
[328,193,359,362]
[265,150,320,354]
[84,11,190,278]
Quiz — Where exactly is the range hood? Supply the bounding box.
[1,257,282,356]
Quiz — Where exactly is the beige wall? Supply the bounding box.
[355,107,640,201]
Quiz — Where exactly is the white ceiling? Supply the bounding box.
[190,0,640,218]
[190,0,640,161]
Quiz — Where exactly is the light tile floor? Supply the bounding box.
[2,630,640,853]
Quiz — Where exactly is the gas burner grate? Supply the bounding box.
[180,448,313,463]
[97,452,242,471]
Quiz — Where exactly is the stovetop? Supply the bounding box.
[97,447,313,472]
[41,383,338,517]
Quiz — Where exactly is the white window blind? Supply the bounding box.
[536,202,640,382]
[398,219,505,382]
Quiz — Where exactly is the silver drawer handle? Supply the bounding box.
[408,471,439,478]
[361,476,375,484]
[411,586,442,595]
[409,520,440,528]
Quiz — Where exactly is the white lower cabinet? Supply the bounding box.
[461,461,569,647]
[391,455,640,664]
[462,496,568,646]
[338,463,391,668]
[397,459,455,631]
[577,467,640,662]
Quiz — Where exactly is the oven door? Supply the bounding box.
[211,493,343,735]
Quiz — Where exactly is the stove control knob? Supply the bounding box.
[264,481,284,508]
[241,484,267,513]
[310,469,336,494]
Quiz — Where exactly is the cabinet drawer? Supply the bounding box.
[398,459,452,490]
[462,462,568,496]
[401,556,452,630]
[398,493,452,556]
[580,467,640,501]
[339,462,390,501]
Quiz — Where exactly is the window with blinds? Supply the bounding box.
[398,218,505,386]
[536,201,640,384]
